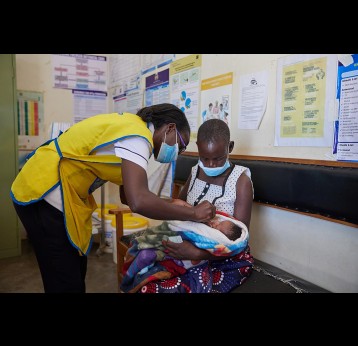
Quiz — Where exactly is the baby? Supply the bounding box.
[168,217,242,243]
[205,216,242,241]
[120,214,249,292]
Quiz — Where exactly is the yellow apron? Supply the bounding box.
[11,112,153,255]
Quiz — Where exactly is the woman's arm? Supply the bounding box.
[163,172,254,261]
[162,239,229,261]
[178,173,192,201]
[119,185,127,205]
[121,159,215,222]
[233,173,253,229]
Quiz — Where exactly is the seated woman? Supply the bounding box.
[120,212,249,292]
[139,119,254,293]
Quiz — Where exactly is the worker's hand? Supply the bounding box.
[192,200,216,222]
[170,198,192,208]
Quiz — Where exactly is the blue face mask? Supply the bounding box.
[198,159,230,176]
[156,132,179,163]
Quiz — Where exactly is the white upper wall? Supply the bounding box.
[16,54,76,139]
[176,54,335,160]
[16,54,337,161]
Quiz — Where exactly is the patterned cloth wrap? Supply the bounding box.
[120,211,250,293]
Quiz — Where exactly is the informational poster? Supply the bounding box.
[238,70,268,130]
[126,89,143,114]
[170,54,202,138]
[17,90,44,150]
[145,69,170,106]
[72,90,107,123]
[108,54,141,91]
[335,54,358,162]
[275,54,337,147]
[141,54,175,75]
[52,54,107,91]
[113,93,127,114]
[112,89,143,115]
[200,72,233,128]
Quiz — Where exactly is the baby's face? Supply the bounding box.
[207,218,232,236]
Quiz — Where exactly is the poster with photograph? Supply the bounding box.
[200,72,233,128]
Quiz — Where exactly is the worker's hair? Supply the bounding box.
[137,103,190,135]
[197,119,230,144]
[226,223,242,241]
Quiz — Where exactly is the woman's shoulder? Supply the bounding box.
[191,162,199,172]
[232,164,251,176]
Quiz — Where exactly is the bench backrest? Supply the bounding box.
[174,154,358,226]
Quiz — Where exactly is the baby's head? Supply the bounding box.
[207,217,242,241]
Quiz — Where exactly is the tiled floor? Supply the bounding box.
[0,239,118,293]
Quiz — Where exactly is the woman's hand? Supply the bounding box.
[163,239,229,261]
[171,199,216,222]
[162,239,206,260]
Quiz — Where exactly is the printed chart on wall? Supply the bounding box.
[17,91,44,169]
[109,54,141,91]
[17,91,44,150]
[141,54,175,75]
[113,89,143,115]
[109,54,143,116]
[335,54,358,162]
[52,54,107,91]
[275,54,337,146]
[72,90,107,123]
[238,70,268,130]
[201,72,233,128]
[170,54,201,138]
[145,69,170,106]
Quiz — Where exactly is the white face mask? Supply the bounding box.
[155,132,179,163]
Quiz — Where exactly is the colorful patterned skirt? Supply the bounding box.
[139,246,254,293]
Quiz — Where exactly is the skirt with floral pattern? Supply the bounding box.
[139,246,254,293]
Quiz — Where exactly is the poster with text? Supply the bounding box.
[141,54,175,75]
[335,54,358,162]
[145,69,170,106]
[52,54,107,91]
[109,54,141,91]
[238,70,268,129]
[73,90,107,123]
[275,54,337,147]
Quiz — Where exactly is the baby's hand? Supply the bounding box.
[206,216,219,228]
